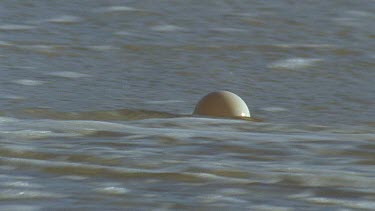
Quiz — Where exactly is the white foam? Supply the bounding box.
[47,15,81,24]
[47,71,90,79]
[268,58,322,70]
[0,24,35,30]
[12,79,44,86]
[150,25,185,32]
[95,186,130,195]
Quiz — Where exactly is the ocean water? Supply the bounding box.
[0,0,374,210]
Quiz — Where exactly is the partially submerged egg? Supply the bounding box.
[193,91,250,118]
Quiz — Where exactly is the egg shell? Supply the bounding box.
[193,91,250,118]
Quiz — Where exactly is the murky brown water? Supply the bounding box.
[0,0,374,210]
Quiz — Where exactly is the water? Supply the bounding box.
[0,0,374,210]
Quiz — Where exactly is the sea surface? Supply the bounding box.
[0,0,374,210]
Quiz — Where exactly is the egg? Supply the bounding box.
[193,91,250,118]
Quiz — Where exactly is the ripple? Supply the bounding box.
[113,31,137,36]
[0,24,35,31]
[210,27,247,33]
[0,40,13,46]
[333,10,375,27]
[59,175,88,181]
[268,58,322,70]
[96,6,139,13]
[0,205,41,211]
[303,197,375,210]
[333,17,361,26]
[12,79,44,86]
[218,188,248,195]
[87,45,119,51]
[200,194,247,204]
[47,15,81,24]
[273,43,336,49]
[0,129,75,140]
[0,189,65,200]
[2,181,41,188]
[0,165,15,171]
[145,100,184,105]
[2,65,36,69]
[0,94,25,100]
[95,185,130,195]
[345,10,375,18]
[46,71,90,79]
[150,25,185,32]
[250,205,293,211]
[19,44,58,53]
[261,107,288,112]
